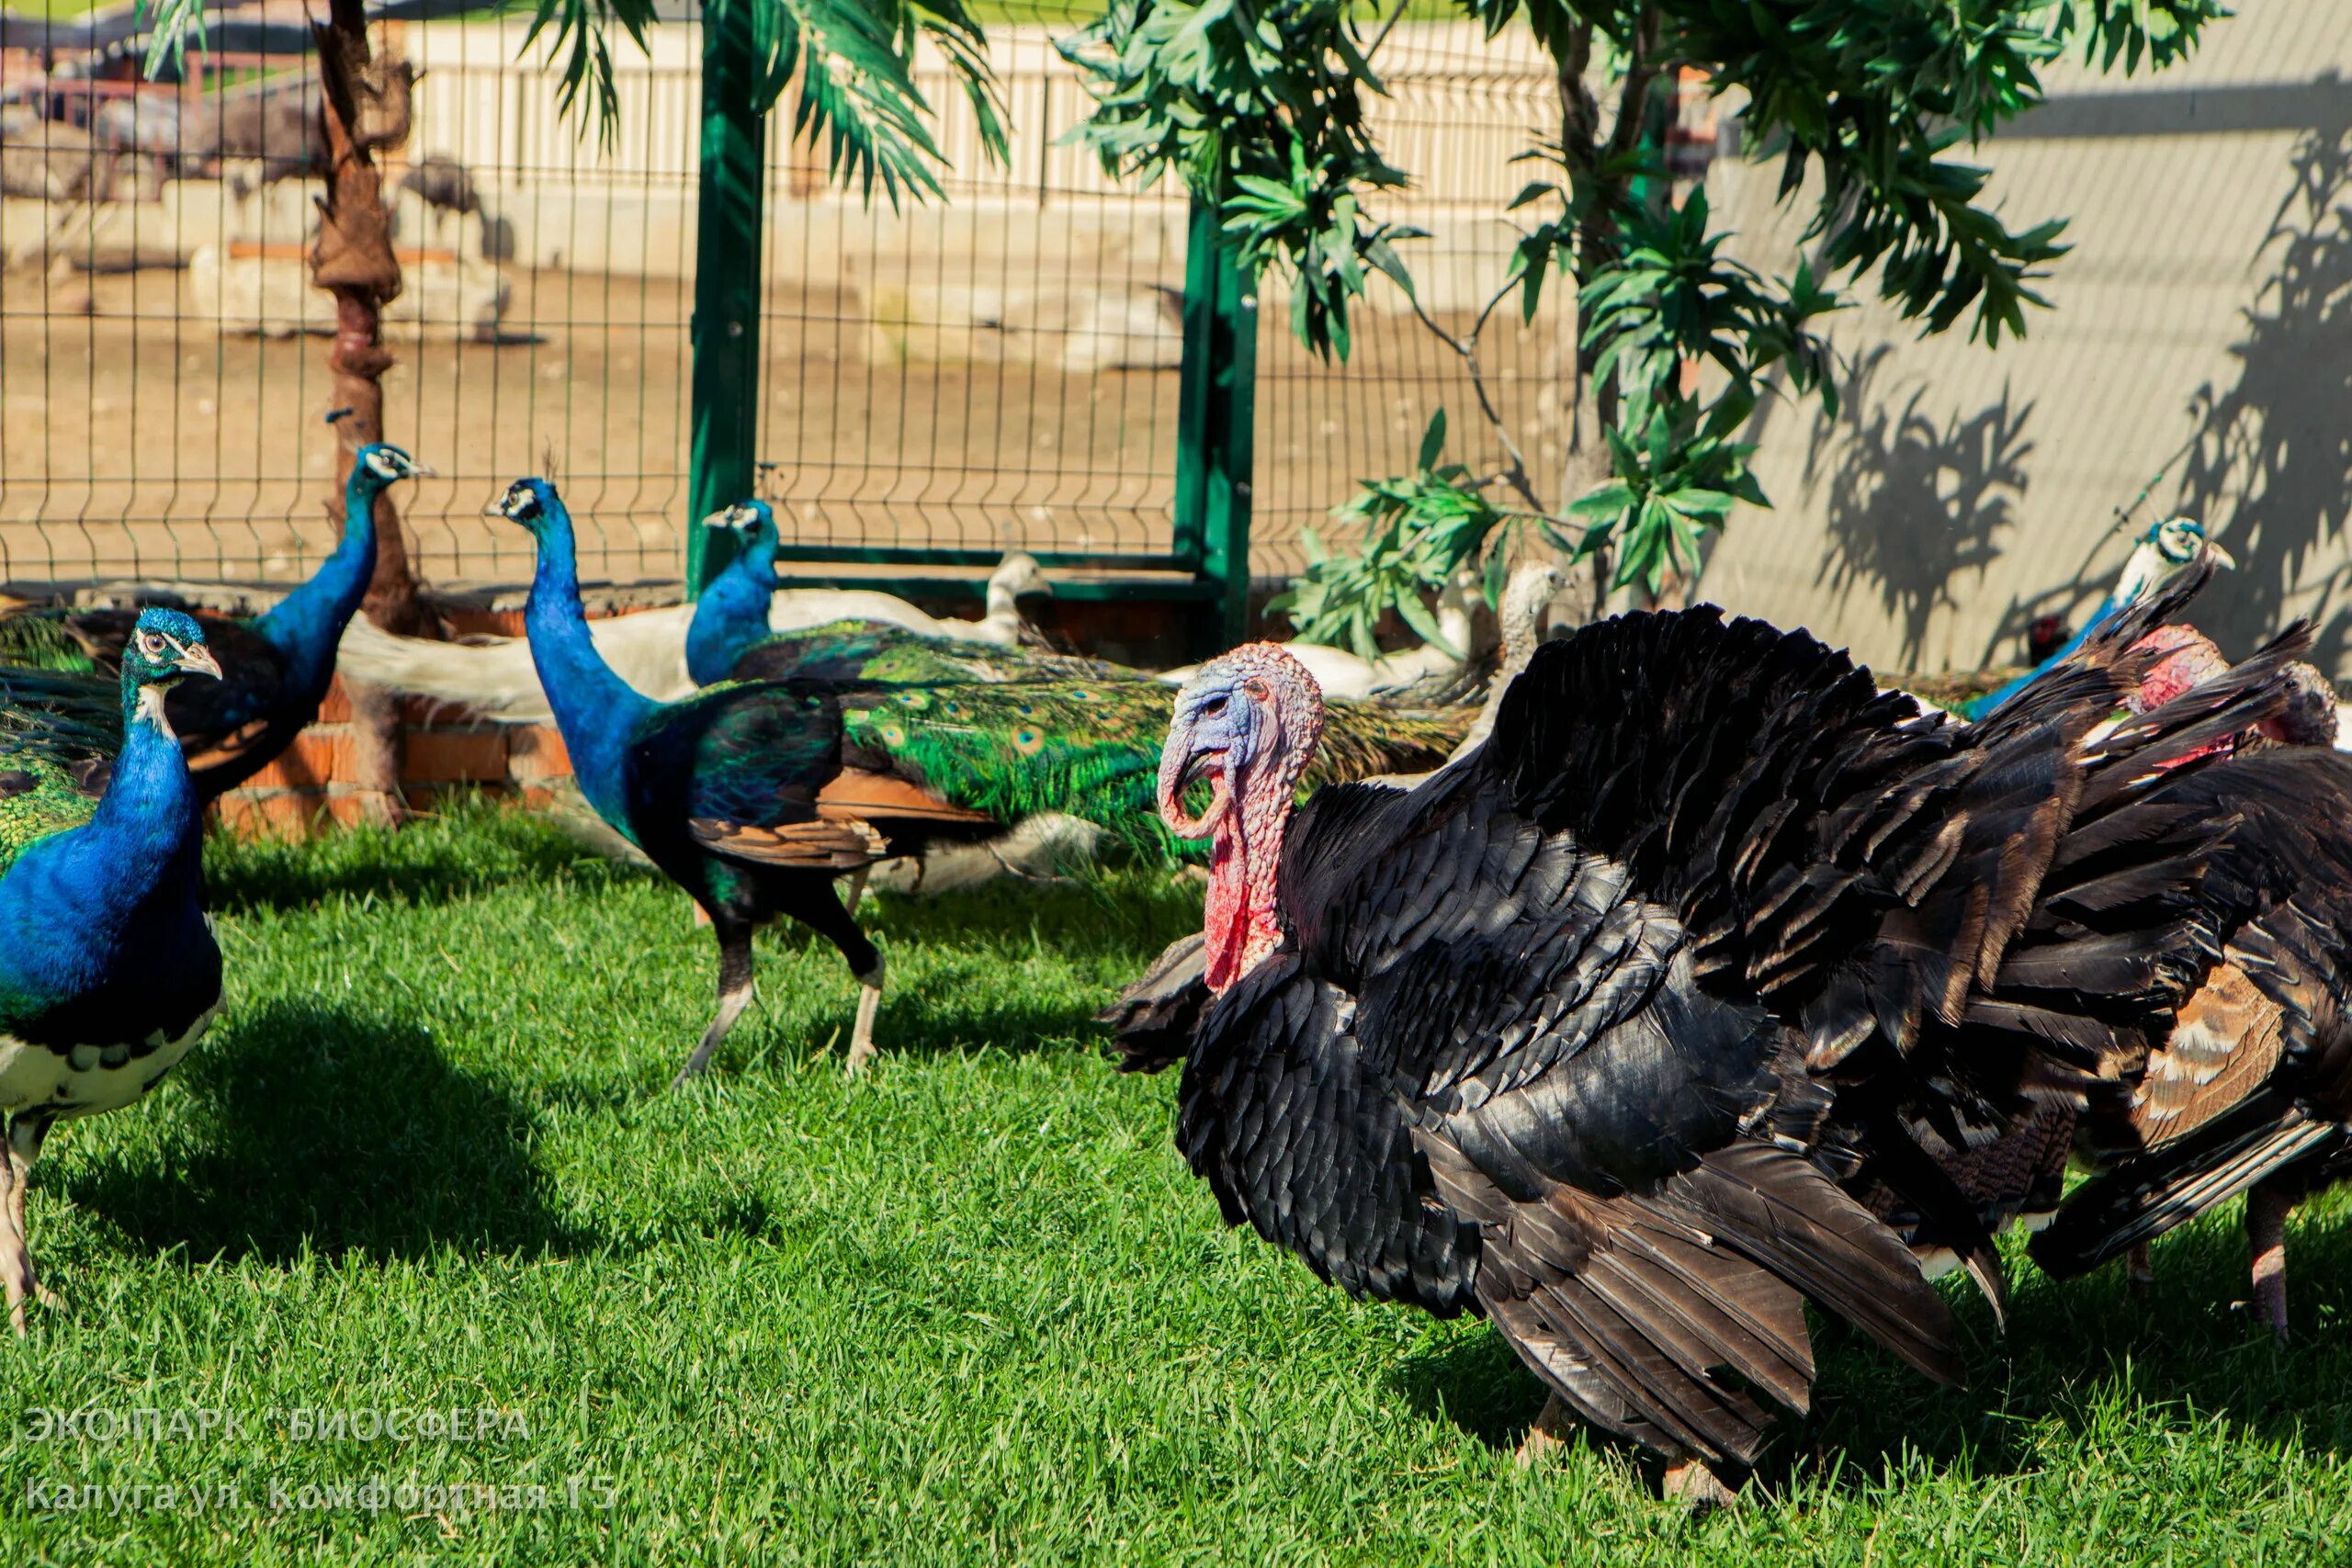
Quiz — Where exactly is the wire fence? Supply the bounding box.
[0,2,1564,592]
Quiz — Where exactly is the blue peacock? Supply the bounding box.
[0,442,430,796]
[683,501,1473,859]
[1962,514,2228,719]
[492,479,896,1082]
[0,610,224,1332]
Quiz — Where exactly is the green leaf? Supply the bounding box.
[1416,410,1448,474]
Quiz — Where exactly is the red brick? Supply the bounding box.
[403,782,515,814]
[401,729,510,785]
[243,728,353,792]
[505,724,571,782]
[217,789,326,840]
[399,694,464,728]
[442,607,526,638]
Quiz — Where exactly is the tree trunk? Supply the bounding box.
[1553,25,1618,624]
[312,0,424,826]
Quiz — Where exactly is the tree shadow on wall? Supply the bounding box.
[1808,347,2036,671]
[2175,98,2352,674]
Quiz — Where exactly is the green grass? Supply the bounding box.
[3,802,2351,1562]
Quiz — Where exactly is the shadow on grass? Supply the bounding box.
[201,797,651,917]
[865,866,1201,964]
[1387,1201,2352,1497]
[62,998,587,1265]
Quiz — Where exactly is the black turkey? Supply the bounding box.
[1135,552,2315,1498]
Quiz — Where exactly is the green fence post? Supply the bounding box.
[686,0,767,596]
[1171,198,1258,657]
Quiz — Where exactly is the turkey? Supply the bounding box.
[1138,551,2312,1497]
[0,443,430,797]
[2021,625,2352,1338]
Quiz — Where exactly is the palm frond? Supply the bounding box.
[136,0,212,78]
[528,0,1006,204]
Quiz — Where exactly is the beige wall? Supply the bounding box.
[1699,3,2352,676]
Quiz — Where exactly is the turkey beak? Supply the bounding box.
[175,643,223,682]
[1158,720,1228,840]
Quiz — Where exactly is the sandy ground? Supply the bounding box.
[1,262,1560,592]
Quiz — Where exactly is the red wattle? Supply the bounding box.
[1202,825,1250,993]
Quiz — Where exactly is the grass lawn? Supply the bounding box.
[2,801,2349,1562]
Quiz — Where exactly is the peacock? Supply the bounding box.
[683,501,1475,862]
[0,443,430,796]
[492,477,901,1082]
[0,610,224,1332]
[685,502,1121,692]
[1962,514,2227,719]
[333,504,1058,725]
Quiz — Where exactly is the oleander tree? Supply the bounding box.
[1061,0,2227,637]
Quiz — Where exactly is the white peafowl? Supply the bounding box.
[1159,566,1493,701]
[334,503,1055,723]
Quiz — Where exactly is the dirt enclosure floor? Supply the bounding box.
[1,261,1560,592]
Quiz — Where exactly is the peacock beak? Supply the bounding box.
[2208,540,2235,570]
[175,644,223,682]
[407,462,438,479]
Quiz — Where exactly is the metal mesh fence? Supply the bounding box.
[0,4,1564,593]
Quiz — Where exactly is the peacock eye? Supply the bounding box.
[139,633,164,657]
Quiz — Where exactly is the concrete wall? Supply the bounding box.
[1699,3,2352,676]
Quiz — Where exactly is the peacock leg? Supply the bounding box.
[671,929,756,1089]
[2127,1242,2154,1296]
[2248,1179,2294,1342]
[0,1111,52,1333]
[797,891,885,1077]
[846,957,887,1077]
[1513,1393,1573,1468]
[8,1113,55,1313]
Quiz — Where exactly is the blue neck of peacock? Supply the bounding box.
[1964,539,2177,719]
[684,532,777,686]
[522,497,658,828]
[0,691,206,998]
[254,460,386,699]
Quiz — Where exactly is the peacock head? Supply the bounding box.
[1159,643,1325,992]
[995,550,1053,598]
[2110,518,2231,612]
[2149,516,2227,569]
[356,444,433,486]
[488,478,562,535]
[705,499,779,568]
[120,608,221,722]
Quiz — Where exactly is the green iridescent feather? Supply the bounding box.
[0,606,103,675]
[0,664,118,876]
[729,619,1125,690]
[773,635,1471,856]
